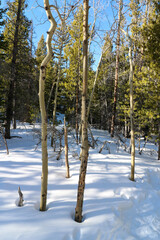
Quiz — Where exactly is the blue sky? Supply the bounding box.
[1,0,120,69]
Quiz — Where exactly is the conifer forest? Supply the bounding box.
[0,0,160,239]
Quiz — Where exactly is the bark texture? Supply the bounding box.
[75,0,89,223]
[39,0,57,211]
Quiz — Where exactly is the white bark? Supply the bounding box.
[122,29,135,181]
[39,0,57,212]
[75,0,89,223]
[64,117,70,178]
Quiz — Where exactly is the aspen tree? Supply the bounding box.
[39,0,57,211]
[128,36,135,181]
[39,0,79,211]
[122,28,135,181]
[75,0,89,223]
[51,24,64,147]
[64,117,70,178]
[110,0,123,137]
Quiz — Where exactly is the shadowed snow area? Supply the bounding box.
[0,123,159,240]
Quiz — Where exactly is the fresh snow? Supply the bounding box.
[0,123,159,240]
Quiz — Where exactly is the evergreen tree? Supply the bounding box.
[0,5,7,123]
[63,4,83,126]
[3,0,35,137]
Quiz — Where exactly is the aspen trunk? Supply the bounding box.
[75,0,89,223]
[128,38,135,181]
[5,0,22,138]
[39,0,57,211]
[51,37,63,147]
[110,0,123,137]
[75,46,80,144]
[87,50,103,120]
[75,79,79,144]
[64,117,70,178]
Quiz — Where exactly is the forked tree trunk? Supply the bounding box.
[39,0,57,211]
[5,0,22,138]
[75,0,89,223]
[110,0,123,137]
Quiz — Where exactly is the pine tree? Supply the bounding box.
[63,5,83,131]
[0,6,7,123]
[3,0,34,136]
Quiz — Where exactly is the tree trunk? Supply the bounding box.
[75,45,80,144]
[87,49,102,120]
[64,117,70,178]
[128,37,135,181]
[75,0,89,223]
[0,125,9,155]
[5,0,22,138]
[39,0,57,211]
[75,78,79,144]
[51,37,63,147]
[110,0,123,137]
[13,80,17,129]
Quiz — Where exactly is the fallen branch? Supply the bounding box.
[116,134,128,152]
[139,137,148,155]
[99,140,111,154]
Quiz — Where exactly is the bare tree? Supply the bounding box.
[122,28,135,181]
[39,0,57,211]
[51,23,64,147]
[129,36,135,181]
[39,0,80,211]
[75,0,89,223]
[64,117,70,178]
[87,44,111,120]
[110,0,123,137]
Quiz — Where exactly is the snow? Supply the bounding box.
[0,123,159,240]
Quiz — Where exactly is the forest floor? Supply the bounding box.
[0,121,160,240]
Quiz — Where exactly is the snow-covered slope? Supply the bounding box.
[0,123,159,240]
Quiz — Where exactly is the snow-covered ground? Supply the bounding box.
[0,123,160,240]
